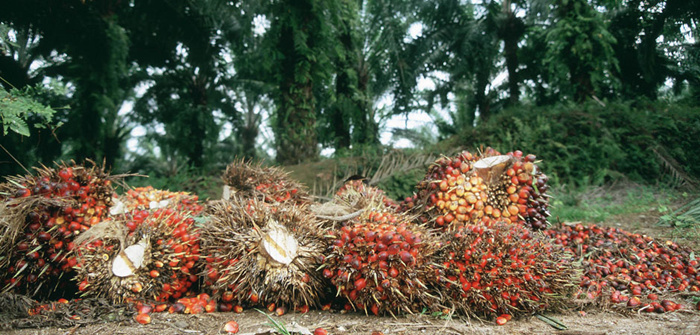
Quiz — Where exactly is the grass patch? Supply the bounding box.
[549,183,677,223]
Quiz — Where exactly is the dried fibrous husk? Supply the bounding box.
[312,180,399,229]
[221,159,310,205]
[73,208,201,304]
[201,197,326,310]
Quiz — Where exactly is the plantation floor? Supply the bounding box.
[2,307,699,335]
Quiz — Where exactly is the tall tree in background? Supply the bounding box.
[129,0,238,169]
[267,0,337,164]
[545,0,618,102]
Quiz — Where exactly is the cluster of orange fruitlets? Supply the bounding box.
[200,197,325,312]
[431,223,577,318]
[73,208,201,304]
[402,148,551,231]
[543,223,700,313]
[334,180,399,212]
[117,186,204,215]
[0,162,114,298]
[163,293,218,314]
[322,211,439,316]
[222,159,309,205]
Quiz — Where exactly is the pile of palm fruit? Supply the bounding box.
[1,151,698,328]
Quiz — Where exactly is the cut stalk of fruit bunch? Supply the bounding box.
[0,161,117,299]
[313,179,400,229]
[322,210,441,316]
[404,147,551,231]
[200,197,326,311]
[72,208,201,304]
[111,186,204,216]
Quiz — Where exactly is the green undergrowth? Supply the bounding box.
[547,183,677,223]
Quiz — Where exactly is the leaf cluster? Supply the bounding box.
[0,84,60,137]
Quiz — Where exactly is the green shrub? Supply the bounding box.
[462,100,700,187]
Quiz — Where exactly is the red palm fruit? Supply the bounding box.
[496,316,508,325]
[224,320,240,334]
[313,328,328,335]
[134,313,151,324]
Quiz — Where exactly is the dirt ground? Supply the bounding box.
[3,185,700,334]
[2,307,699,335]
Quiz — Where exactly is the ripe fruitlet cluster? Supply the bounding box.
[73,208,201,304]
[222,159,309,205]
[201,197,325,311]
[334,179,399,213]
[544,223,700,313]
[432,223,577,318]
[114,186,204,216]
[404,148,551,231]
[0,161,115,298]
[323,211,439,316]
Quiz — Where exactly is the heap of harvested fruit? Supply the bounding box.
[432,223,578,318]
[201,197,325,311]
[72,208,201,304]
[111,186,204,216]
[404,148,551,231]
[221,159,310,205]
[322,210,440,316]
[0,161,115,298]
[544,223,700,313]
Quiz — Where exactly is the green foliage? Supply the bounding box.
[466,100,700,187]
[0,84,59,137]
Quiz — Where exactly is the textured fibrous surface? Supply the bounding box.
[112,186,204,216]
[432,223,578,318]
[221,159,310,205]
[0,161,115,298]
[322,210,441,316]
[73,208,201,304]
[201,197,326,311]
[403,148,551,231]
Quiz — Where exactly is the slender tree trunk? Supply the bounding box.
[275,0,319,165]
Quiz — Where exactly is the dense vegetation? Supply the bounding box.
[1,0,698,195]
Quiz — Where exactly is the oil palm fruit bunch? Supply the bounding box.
[0,161,115,298]
[432,223,577,318]
[322,210,440,316]
[544,223,700,312]
[200,197,326,312]
[221,159,310,205]
[408,148,551,231]
[72,208,201,304]
[111,186,204,216]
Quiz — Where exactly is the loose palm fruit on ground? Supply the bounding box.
[221,159,310,205]
[431,223,578,318]
[200,197,325,310]
[322,210,441,316]
[544,223,700,313]
[405,148,551,231]
[0,161,116,299]
[72,208,201,304]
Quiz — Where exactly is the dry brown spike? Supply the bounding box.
[200,196,326,311]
